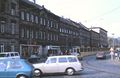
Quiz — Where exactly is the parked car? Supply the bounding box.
[33,55,83,77]
[96,52,106,59]
[0,59,34,78]
[0,52,20,59]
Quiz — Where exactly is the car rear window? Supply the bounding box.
[7,60,22,69]
[68,57,77,62]
[58,57,67,63]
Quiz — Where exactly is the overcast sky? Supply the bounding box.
[35,0,120,38]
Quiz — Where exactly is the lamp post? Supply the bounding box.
[112,33,114,49]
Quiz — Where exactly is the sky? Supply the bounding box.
[34,0,120,38]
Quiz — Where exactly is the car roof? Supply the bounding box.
[0,52,19,54]
[0,58,24,61]
[48,55,77,58]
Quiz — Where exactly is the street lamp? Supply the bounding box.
[112,33,114,49]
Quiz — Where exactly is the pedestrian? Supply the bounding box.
[110,47,114,60]
[110,51,114,60]
[115,51,119,60]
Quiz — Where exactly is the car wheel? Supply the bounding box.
[34,69,42,77]
[16,75,28,78]
[66,68,75,75]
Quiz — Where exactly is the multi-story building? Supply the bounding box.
[90,27,108,50]
[0,0,19,52]
[19,0,60,57]
[59,18,80,52]
[79,23,90,52]
[90,30,100,51]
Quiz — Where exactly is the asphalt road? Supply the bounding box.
[34,54,120,78]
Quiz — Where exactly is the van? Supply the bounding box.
[0,52,20,59]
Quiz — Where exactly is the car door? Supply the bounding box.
[0,60,8,78]
[44,57,58,73]
[6,60,22,78]
[58,57,68,72]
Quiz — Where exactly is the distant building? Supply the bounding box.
[90,27,108,50]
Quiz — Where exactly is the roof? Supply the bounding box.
[48,55,77,58]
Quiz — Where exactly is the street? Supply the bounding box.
[35,54,120,78]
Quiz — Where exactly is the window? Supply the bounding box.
[56,35,58,41]
[1,23,5,33]
[11,23,15,34]
[31,14,34,22]
[60,28,62,32]
[11,45,15,52]
[68,57,77,62]
[50,34,52,41]
[35,16,38,24]
[21,28,24,38]
[44,19,46,25]
[30,30,34,39]
[50,58,57,63]
[40,18,42,25]
[8,61,22,69]
[11,3,16,15]
[58,57,67,63]
[0,44,4,52]
[47,20,50,27]
[43,32,46,40]
[51,21,53,27]
[26,13,30,21]
[54,34,55,41]
[27,30,29,38]
[35,31,38,39]
[21,11,25,20]
[11,53,14,57]
[46,58,57,64]
[47,33,50,40]
[56,23,58,29]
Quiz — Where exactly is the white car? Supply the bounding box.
[33,55,83,76]
[0,52,20,59]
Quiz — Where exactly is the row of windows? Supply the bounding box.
[0,21,17,34]
[60,28,79,36]
[0,45,15,52]
[46,57,77,64]
[21,28,58,41]
[20,11,59,29]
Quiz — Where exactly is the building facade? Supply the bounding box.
[0,0,19,52]
[90,27,108,50]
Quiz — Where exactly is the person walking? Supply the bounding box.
[110,47,114,60]
[115,50,120,60]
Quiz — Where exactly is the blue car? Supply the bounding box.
[0,59,34,78]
